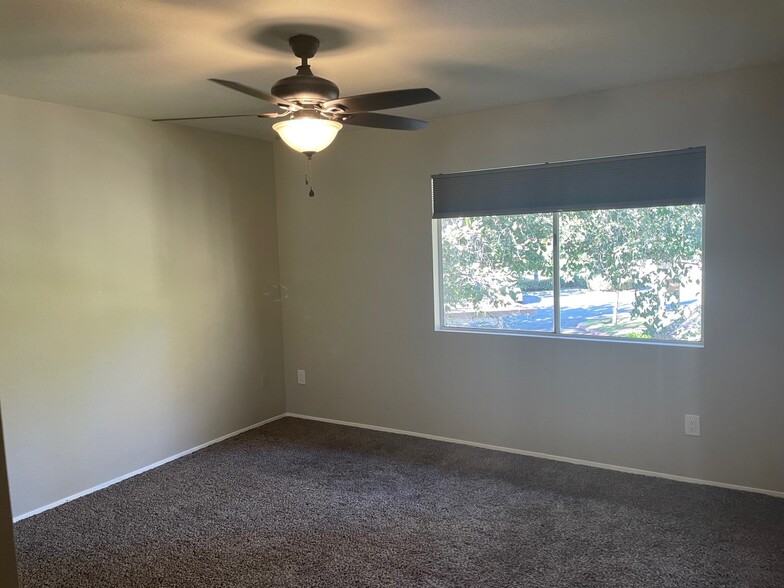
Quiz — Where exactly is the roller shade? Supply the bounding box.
[432,147,705,219]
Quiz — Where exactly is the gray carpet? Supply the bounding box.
[14,417,784,587]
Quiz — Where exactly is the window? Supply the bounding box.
[433,148,705,344]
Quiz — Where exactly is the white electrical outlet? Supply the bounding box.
[685,414,700,436]
[297,369,306,385]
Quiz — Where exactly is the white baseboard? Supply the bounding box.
[13,413,287,522]
[284,412,784,499]
[14,410,782,523]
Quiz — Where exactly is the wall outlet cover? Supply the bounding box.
[297,369,306,385]
[685,414,700,436]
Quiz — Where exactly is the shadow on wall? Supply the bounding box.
[0,98,286,518]
[149,129,284,429]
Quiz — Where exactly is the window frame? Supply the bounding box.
[433,206,705,348]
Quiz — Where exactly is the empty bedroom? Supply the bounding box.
[1,1,783,586]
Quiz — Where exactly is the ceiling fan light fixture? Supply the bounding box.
[272,117,342,156]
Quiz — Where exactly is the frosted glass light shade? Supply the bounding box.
[273,118,342,155]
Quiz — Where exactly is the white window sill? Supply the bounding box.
[435,326,703,348]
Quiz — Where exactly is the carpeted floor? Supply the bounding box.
[14,417,784,587]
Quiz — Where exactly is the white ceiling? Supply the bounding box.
[2,0,784,140]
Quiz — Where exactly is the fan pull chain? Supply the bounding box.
[304,155,315,197]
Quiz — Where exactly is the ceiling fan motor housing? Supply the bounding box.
[271,35,339,104]
[271,66,340,104]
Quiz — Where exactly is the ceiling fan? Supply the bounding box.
[154,34,440,159]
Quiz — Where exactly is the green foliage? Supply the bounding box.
[441,214,553,309]
[440,205,703,339]
[521,277,553,291]
[560,205,702,337]
[515,277,588,291]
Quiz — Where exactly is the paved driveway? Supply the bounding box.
[451,289,698,334]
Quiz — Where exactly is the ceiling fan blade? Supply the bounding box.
[337,112,428,131]
[323,88,439,113]
[209,78,293,108]
[153,114,261,122]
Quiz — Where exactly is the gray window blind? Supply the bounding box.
[432,147,705,219]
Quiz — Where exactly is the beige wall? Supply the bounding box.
[2,60,783,528]
[275,62,784,493]
[0,406,19,587]
[0,95,285,517]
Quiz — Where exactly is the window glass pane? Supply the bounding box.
[440,214,554,332]
[558,205,703,342]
